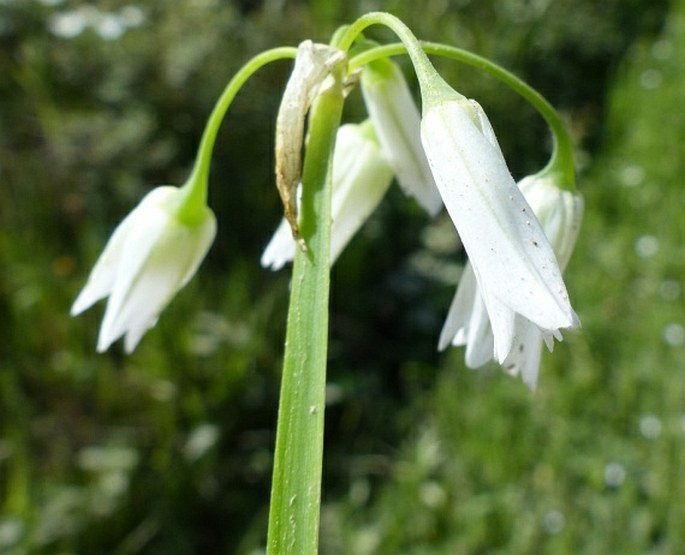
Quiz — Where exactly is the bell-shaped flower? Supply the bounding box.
[419,81,578,363]
[517,174,583,270]
[71,185,216,353]
[439,173,584,389]
[262,120,393,270]
[361,57,442,215]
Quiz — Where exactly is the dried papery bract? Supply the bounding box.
[275,40,346,244]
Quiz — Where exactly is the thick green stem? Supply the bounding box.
[349,42,575,190]
[266,74,345,554]
[175,47,298,223]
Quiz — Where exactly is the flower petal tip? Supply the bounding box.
[70,284,105,317]
[70,296,89,317]
[96,334,114,354]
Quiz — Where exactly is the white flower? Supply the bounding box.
[71,186,216,353]
[421,93,578,364]
[517,174,583,270]
[262,121,393,269]
[439,174,583,389]
[361,58,442,215]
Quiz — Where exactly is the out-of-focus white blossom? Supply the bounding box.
[72,186,216,353]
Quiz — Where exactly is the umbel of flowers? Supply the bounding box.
[71,12,583,555]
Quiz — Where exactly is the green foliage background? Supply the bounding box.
[1,0,683,553]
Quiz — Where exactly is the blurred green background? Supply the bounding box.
[1,0,684,553]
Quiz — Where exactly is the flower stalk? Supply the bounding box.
[177,47,297,224]
[349,41,576,190]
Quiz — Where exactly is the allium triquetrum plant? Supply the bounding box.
[72,12,583,554]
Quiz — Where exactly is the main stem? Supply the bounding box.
[266,77,344,554]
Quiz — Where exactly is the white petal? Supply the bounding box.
[72,186,180,319]
[474,270,516,363]
[463,291,495,368]
[439,263,477,350]
[501,317,544,391]
[71,218,130,316]
[96,208,169,352]
[70,189,169,316]
[123,315,160,354]
[439,263,494,366]
[361,62,442,215]
[435,143,583,384]
[72,184,215,353]
[518,175,584,271]
[261,217,298,271]
[328,124,393,262]
[468,100,502,151]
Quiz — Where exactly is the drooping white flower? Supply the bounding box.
[262,120,393,269]
[439,174,584,389]
[517,174,583,270]
[420,89,578,363]
[361,58,442,215]
[71,186,216,353]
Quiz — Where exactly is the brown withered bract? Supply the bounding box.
[274,40,346,247]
